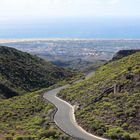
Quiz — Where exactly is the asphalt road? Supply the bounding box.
[43,72,107,140]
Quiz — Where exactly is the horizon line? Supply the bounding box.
[0,38,140,43]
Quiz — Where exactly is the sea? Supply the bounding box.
[0,17,140,39]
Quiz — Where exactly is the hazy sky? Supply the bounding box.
[0,0,140,21]
[0,0,140,38]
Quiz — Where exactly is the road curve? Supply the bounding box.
[43,72,107,140]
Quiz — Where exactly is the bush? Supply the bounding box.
[4,136,13,140]
[15,136,35,140]
[105,127,137,140]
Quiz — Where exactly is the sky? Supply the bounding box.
[0,0,140,38]
[0,0,140,21]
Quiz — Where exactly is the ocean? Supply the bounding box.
[0,17,140,39]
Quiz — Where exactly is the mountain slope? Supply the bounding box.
[59,51,140,140]
[0,46,75,99]
[0,90,72,140]
[112,49,140,61]
[52,59,106,72]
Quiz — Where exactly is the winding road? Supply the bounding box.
[43,72,107,140]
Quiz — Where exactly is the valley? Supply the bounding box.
[0,45,140,140]
[0,46,78,140]
[1,0,140,140]
[1,39,140,71]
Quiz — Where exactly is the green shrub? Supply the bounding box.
[4,136,13,140]
[105,127,136,140]
[59,52,140,139]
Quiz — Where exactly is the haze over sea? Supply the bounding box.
[0,17,140,39]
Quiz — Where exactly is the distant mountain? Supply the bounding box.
[59,51,140,140]
[112,49,140,61]
[0,46,75,99]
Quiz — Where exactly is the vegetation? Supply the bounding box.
[0,46,80,139]
[52,59,106,72]
[112,49,140,61]
[0,46,75,99]
[59,52,140,140]
[0,89,73,140]
[1,46,139,139]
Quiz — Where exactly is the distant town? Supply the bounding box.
[1,39,140,60]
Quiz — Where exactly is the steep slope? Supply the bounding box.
[0,46,75,99]
[59,52,140,140]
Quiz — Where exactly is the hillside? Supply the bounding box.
[0,46,75,99]
[0,46,76,140]
[59,51,140,140]
[0,89,73,140]
[112,49,140,61]
[52,59,106,72]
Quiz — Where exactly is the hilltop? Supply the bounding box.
[59,51,140,140]
[0,46,75,99]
